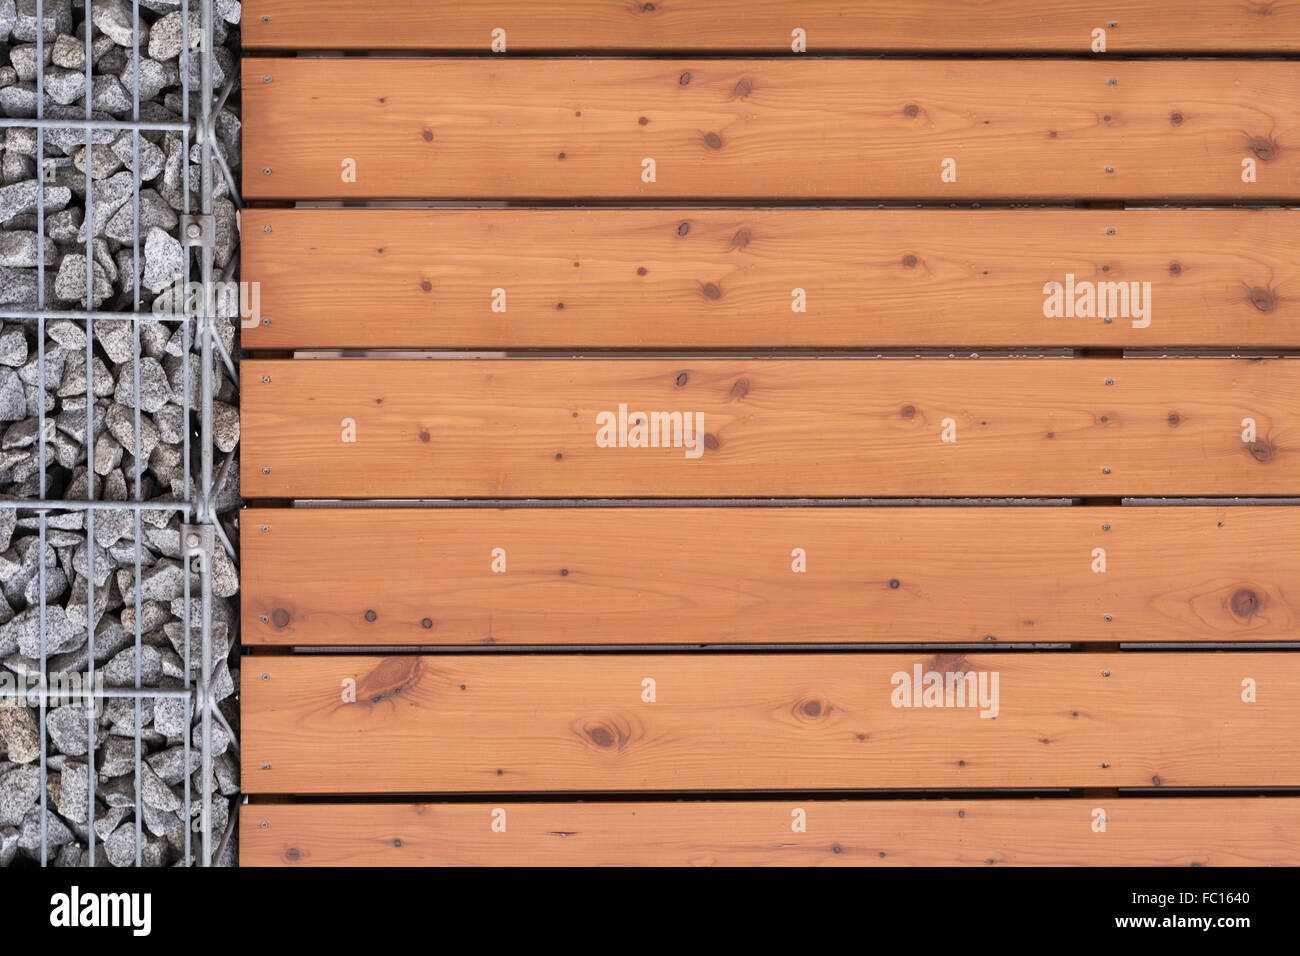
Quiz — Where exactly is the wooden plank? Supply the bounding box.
[243,59,1300,200]
[241,208,1300,350]
[242,506,1300,646]
[242,652,1300,793]
[241,798,1300,866]
[244,1,1300,53]
[240,358,1300,499]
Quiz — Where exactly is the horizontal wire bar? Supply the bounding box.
[0,309,191,323]
[0,686,196,700]
[0,499,191,513]
[0,117,191,131]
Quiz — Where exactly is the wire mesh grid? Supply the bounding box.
[0,0,240,866]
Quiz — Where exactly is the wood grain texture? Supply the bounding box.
[240,798,1300,866]
[242,59,1300,200]
[241,208,1300,349]
[243,1,1300,53]
[240,358,1300,498]
[242,652,1300,792]
[242,506,1300,646]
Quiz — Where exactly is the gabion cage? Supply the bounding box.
[0,0,240,867]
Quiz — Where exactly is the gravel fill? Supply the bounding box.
[0,0,241,867]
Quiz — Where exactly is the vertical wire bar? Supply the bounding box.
[183,691,192,862]
[38,514,47,866]
[35,0,46,498]
[35,0,48,869]
[83,0,99,869]
[197,0,216,868]
[180,0,194,866]
[128,0,143,871]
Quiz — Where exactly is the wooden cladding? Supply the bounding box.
[241,798,1300,867]
[241,4,1300,867]
[241,208,1300,350]
[243,59,1300,201]
[242,506,1300,646]
[242,652,1300,793]
[243,1,1300,53]
[241,358,1299,499]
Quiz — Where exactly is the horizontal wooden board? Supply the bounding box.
[241,798,1300,866]
[244,1,1300,53]
[242,506,1300,646]
[242,652,1300,792]
[241,358,1300,499]
[243,59,1300,200]
[241,208,1300,350]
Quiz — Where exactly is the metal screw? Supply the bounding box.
[263,225,272,233]
[262,764,271,770]
[263,75,272,84]
[1102,670,1111,677]
[263,167,272,175]
[1102,467,1111,474]
[261,15,270,22]
[1102,524,1110,531]
[1104,317,1112,324]
[262,673,270,680]
[260,821,268,828]
[186,532,200,548]
[1104,615,1112,622]
[1105,166,1114,173]
[260,615,269,623]
[1109,21,1117,28]
[186,223,201,239]
[1105,378,1113,385]
[1106,228,1115,235]
[261,467,270,474]
[1100,762,1110,768]
[262,525,270,532]
[262,318,271,325]
[262,375,271,383]
[1109,78,1117,86]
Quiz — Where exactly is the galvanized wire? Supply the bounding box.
[1,0,237,867]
